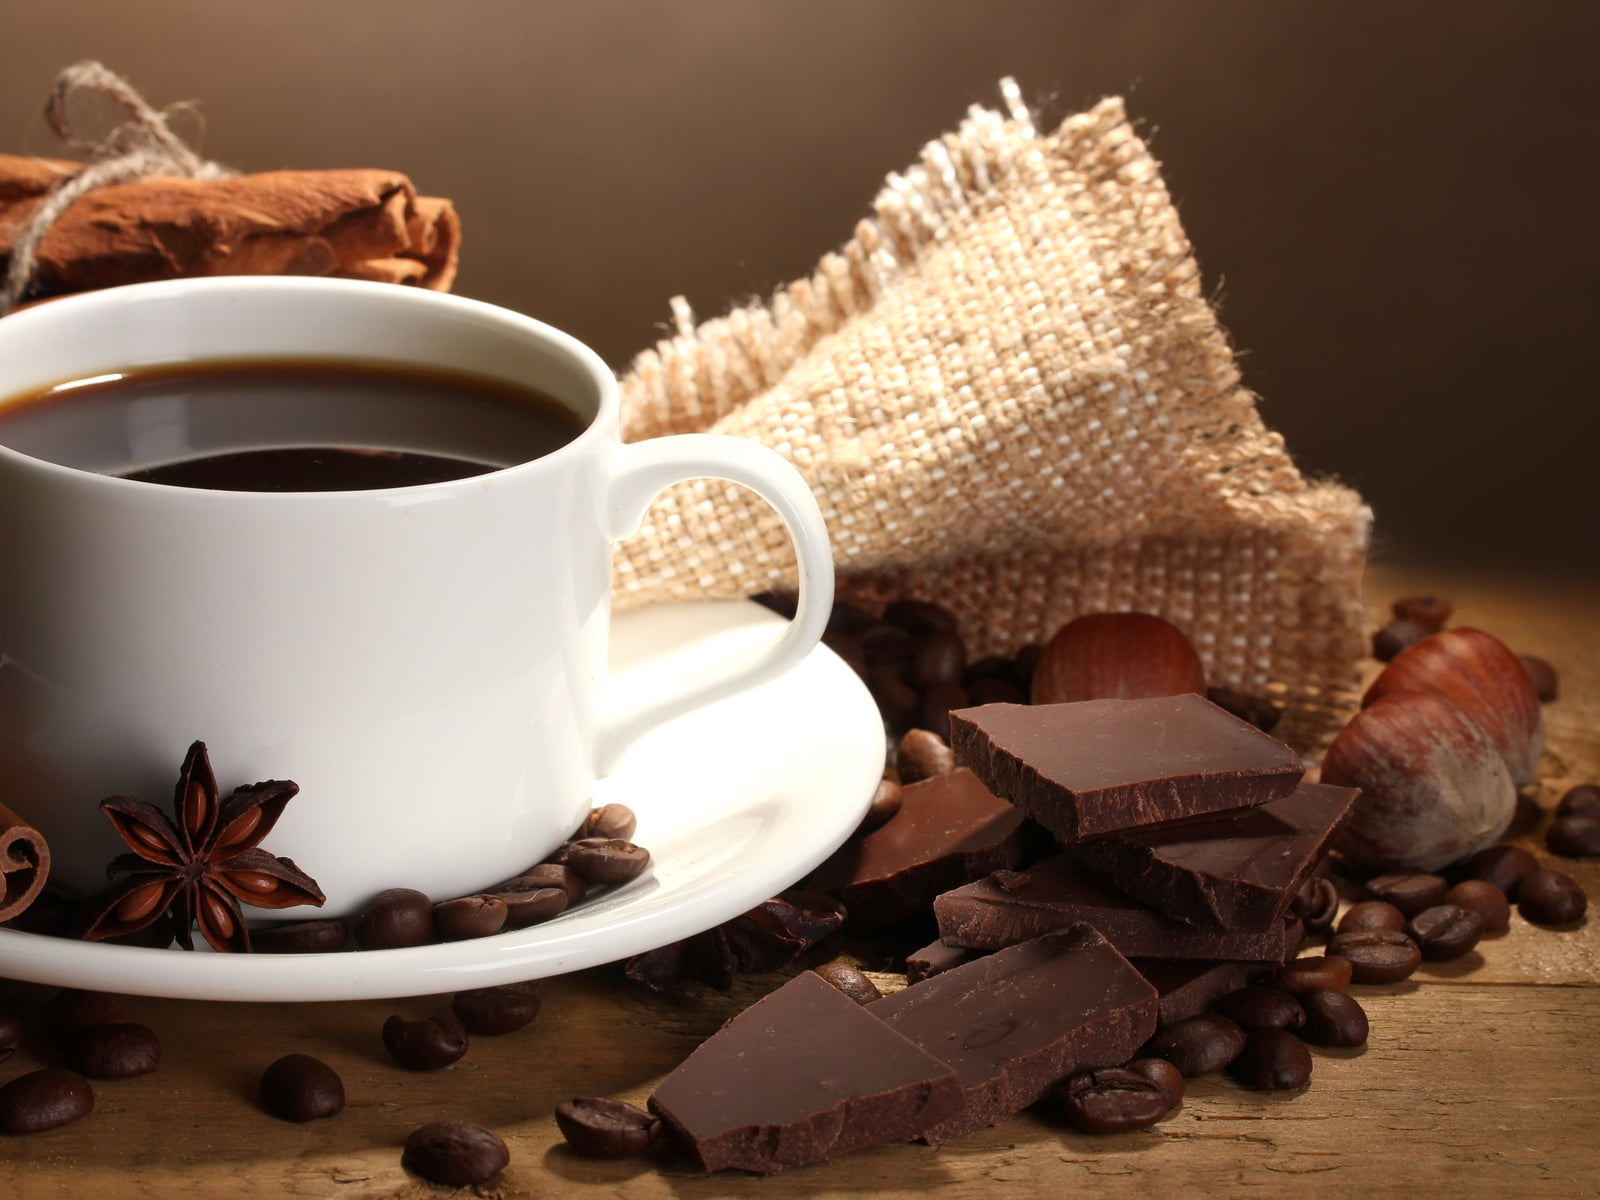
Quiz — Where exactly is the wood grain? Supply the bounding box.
[0,564,1594,1198]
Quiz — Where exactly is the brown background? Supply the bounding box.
[2,0,1595,575]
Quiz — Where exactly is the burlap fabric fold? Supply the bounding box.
[616,86,1371,751]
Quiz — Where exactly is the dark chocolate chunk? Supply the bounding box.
[949,695,1305,842]
[648,971,963,1173]
[905,939,982,984]
[871,926,1156,1143]
[1132,959,1264,1027]
[805,768,1031,930]
[1074,782,1356,930]
[934,854,1303,962]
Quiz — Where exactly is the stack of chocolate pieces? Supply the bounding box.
[925,694,1357,1018]
[647,692,1356,1173]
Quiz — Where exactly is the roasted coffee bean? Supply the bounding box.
[827,602,878,637]
[868,665,922,732]
[882,600,959,636]
[487,877,570,928]
[354,888,435,950]
[555,1096,662,1159]
[43,988,125,1045]
[964,675,1027,706]
[860,621,914,669]
[1444,879,1510,931]
[1458,844,1539,900]
[1556,784,1600,821]
[580,803,638,842]
[1299,989,1369,1047]
[558,838,652,885]
[0,1069,94,1134]
[1012,643,1044,691]
[432,895,509,941]
[403,1120,510,1187]
[522,862,590,906]
[963,655,1016,683]
[382,1014,469,1070]
[65,1022,160,1079]
[750,591,797,619]
[822,630,867,679]
[1278,954,1354,995]
[1391,594,1452,630]
[251,919,349,954]
[451,987,540,1036]
[860,778,902,832]
[1059,1067,1170,1133]
[1229,1028,1313,1091]
[1516,868,1588,925]
[1337,900,1406,935]
[1405,904,1485,961]
[813,961,882,1005]
[1128,1057,1184,1109]
[1365,873,1448,917]
[1143,1014,1247,1078]
[910,629,967,688]
[1372,617,1430,662]
[1546,815,1600,858]
[896,728,956,784]
[1518,654,1558,702]
[1290,876,1340,935]
[1205,686,1282,733]
[1212,985,1305,1031]
[259,1054,345,1122]
[918,681,969,741]
[1327,929,1422,984]
[0,1009,20,1063]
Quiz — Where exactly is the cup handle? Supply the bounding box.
[596,433,834,775]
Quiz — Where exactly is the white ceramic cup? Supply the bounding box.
[0,277,833,918]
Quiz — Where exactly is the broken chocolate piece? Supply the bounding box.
[1074,782,1358,929]
[933,854,1303,962]
[871,925,1157,1142]
[905,939,983,984]
[948,696,1305,842]
[1131,959,1266,1027]
[648,971,963,1174]
[804,768,1032,929]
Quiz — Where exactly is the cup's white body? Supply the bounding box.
[0,278,831,917]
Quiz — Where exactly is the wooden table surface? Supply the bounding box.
[1,562,1596,1199]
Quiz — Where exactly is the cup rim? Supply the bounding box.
[0,276,619,499]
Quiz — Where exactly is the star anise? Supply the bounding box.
[623,894,844,992]
[82,740,325,952]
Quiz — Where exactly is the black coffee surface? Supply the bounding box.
[0,359,585,489]
[122,446,498,491]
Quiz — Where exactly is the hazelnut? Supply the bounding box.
[1391,595,1453,631]
[1031,612,1206,705]
[1322,691,1516,873]
[1363,627,1545,787]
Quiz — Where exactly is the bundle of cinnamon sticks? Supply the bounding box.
[0,154,460,304]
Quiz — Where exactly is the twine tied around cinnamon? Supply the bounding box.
[0,60,236,315]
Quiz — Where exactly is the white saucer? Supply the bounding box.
[0,601,884,1002]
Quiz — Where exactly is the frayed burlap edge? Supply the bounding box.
[613,86,1370,752]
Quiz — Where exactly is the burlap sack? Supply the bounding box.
[614,84,1371,752]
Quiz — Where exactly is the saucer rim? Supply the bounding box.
[0,600,882,1001]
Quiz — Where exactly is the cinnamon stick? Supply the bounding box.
[0,155,460,302]
[0,800,50,923]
